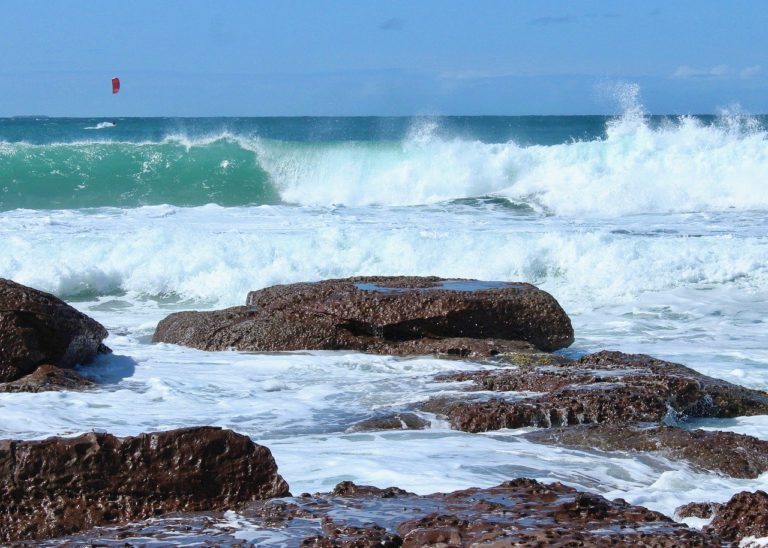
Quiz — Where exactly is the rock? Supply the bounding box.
[707,491,768,542]
[347,412,430,432]
[153,276,574,355]
[432,351,768,432]
[393,481,712,547]
[0,278,109,382]
[331,480,413,498]
[0,364,94,393]
[0,426,289,542]
[304,519,403,547]
[524,425,768,478]
[39,479,718,546]
[676,501,722,520]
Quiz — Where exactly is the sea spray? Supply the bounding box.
[2,112,768,214]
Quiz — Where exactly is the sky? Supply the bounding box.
[1,0,767,116]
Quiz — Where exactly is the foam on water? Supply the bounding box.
[3,110,768,215]
[1,199,766,520]
[1,206,765,307]
[1,107,768,529]
[1,327,766,520]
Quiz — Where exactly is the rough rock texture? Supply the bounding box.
[0,278,109,382]
[0,426,289,543]
[38,479,720,546]
[676,501,722,520]
[0,364,94,393]
[707,491,768,541]
[330,480,413,498]
[524,425,768,478]
[153,276,574,355]
[347,412,430,433]
[434,351,768,433]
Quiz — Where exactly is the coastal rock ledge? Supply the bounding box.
[0,426,289,543]
[153,276,574,355]
[0,278,109,383]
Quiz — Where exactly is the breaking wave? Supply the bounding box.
[2,111,768,216]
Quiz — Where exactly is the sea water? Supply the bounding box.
[1,105,767,525]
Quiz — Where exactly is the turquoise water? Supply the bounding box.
[4,114,765,211]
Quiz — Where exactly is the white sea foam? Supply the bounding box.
[2,107,768,528]
[1,205,766,307]
[84,121,116,130]
[253,112,768,216]
[7,108,768,217]
[1,329,765,519]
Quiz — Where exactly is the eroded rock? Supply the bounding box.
[433,351,768,433]
[676,501,722,520]
[0,426,289,542]
[0,278,109,382]
[153,276,573,355]
[707,490,768,542]
[0,364,94,393]
[31,479,719,546]
[524,425,768,478]
[347,412,430,432]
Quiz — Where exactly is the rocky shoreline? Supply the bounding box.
[2,276,768,545]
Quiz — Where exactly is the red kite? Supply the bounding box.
[112,77,120,94]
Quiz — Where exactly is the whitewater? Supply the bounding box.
[1,109,767,528]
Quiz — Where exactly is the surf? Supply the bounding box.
[2,113,768,215]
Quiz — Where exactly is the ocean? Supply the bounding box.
[1,111,767,524]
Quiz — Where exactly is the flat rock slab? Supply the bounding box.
[0,278,109,382]
[432,351,768,433]
[27,479,719,546]
[153,276,574,355]
[525,425,768,478]
[0,427,289,543]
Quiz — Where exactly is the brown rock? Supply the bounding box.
[331,480,413,498]
[153,276,574,355]
[676,501,722,520]
[0,364,94,393]
[0,426,289,542]
[706,490,768,542]
[33,479,719,546]
[347,412,430,432]
[434,351,768,433]
[0,278,109,382]
[525,425,768,478]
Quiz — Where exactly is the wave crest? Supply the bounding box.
[2,111,768,216]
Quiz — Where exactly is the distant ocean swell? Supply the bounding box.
[2,113,768,215]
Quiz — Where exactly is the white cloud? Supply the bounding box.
[672,64,763,80]
[740,65,761,79]
[438,69,522,81]
[672,64,732,79]
[709,64,731,77]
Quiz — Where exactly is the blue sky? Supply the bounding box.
[1,0,766,116]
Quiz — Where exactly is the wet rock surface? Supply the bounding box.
[347,412,430,432]
[706,490,768,542]
[676,501,722,520]
[0,426,289,543]
[0,364,94,393]
[153,276,574,355]
[432,351,768,433]
[524,424,768,478]
[25,479,720,547]
[0,278,109,382]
